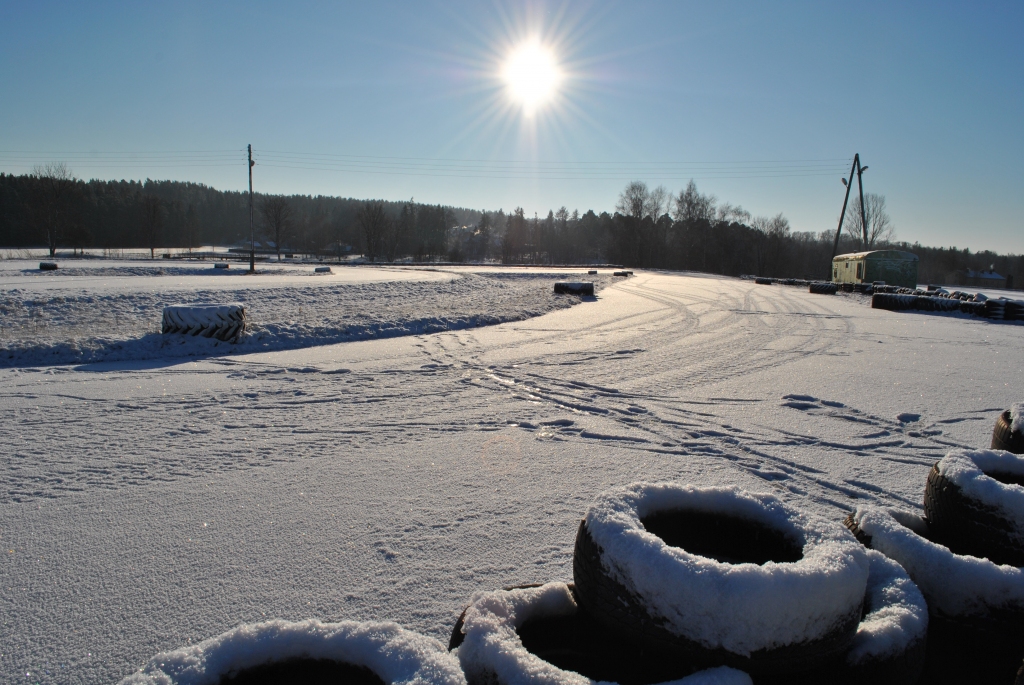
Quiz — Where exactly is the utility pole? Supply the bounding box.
[827,152,868,278]
[248,144,255,273]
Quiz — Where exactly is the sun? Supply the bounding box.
[502,42,562,114]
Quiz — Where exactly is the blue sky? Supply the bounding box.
[1,1,1021,252]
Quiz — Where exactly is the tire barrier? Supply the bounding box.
[39,261,58,271]
[845,507,1024,684]
[755,277,773,285]
[587,270,598,275]
[1007,300,1024,321]
[853,283,873,294]
[923,449,1024,567]
[809,282,838,295]
[120,619,467,685]
[871,293,916,311]
[553,281,595,296]
[451,582,752,685]
[572,484,869,678]
[993,407,1024,454]
[315,266,332,273]
[161,304,247,342]
[986,299,1007,320]
[835,550,927,685]
[214,262,230,269]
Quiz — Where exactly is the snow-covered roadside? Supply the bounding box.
[1,270,1021,684]
[0,271,610,367]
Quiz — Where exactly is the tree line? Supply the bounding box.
[0,166,1020,288]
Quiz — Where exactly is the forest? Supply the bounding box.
[1,168,1020,289]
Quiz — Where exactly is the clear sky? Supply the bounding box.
[1,1,1021,252]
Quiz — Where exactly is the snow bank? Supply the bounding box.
[583,484,869,656]
[119,619,466,685]
[845,550,927,666]
[0,273,607,367]
[455,582,751,685]
[1012,403,1024,436]
[852,507,1024,618]
[936,448,1024,536]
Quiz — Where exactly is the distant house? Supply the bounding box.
[959,269,1007,289]
[832,250,919,289]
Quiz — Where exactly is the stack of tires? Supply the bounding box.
[845,406,1024,683]
[450,484,927,685]
[871,293,917,311]
[754,277,773,285]
[809,282,838,295]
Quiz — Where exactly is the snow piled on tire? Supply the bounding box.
[851,507,1024,618]
[119,619,466,685]
[454,582,752,685]
[582,483,869,656]
[1012,403,1024,436]
[936,448,1024,534]
[846,550,927,666]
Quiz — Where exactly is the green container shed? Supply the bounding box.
[832,250,918,289]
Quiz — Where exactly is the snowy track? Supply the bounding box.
[1,270,1021,683]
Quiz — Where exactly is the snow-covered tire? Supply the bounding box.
[923,449,1024,567]
[846,507,1024,625]
[836,550,927,685]
[452,582,752,685]
[161,304,247,342]
[119,619,466,685]
[993,407,1024,454]
[572,484,869,677]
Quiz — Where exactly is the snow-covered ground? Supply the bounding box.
[0,261,608,367]
[1,269,1022,683]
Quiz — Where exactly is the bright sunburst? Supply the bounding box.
[502,42,562,114]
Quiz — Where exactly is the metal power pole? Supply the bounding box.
[248,144,255,273]
[830,154,860,265]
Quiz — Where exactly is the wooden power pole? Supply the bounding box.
[248,144,255,273]
[830,153,870,268]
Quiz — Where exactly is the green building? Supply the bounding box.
[832,250,918,288]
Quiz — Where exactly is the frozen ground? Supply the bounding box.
[0,261,607,367]
[1,269,1022,683]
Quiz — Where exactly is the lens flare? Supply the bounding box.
[502,42,561,114]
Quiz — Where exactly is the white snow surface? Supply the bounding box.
[845,550,927,665]
[1012,403,1024,435]
[583,483,868,655]
[935,449,1024,536]
[455,582,751,685]
[119,618,465,685]
[852,507,1024,617]
[0,266,609,367]
[2,269,1023,683]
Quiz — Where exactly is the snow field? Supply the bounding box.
[1,269,1022,683]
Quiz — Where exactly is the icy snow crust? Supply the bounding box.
[0,271,607,367]
[845,550,927,665]
[853,507,1024,617]
[936,449,1024,537]
[455,582,752,685]
[583,483,869,655]
[119,619,466,685]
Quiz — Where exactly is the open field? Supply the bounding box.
[1,268,1022,683]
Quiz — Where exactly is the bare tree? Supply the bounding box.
[673,180,717,222]
[843,193,894,249]
[32,162,76,257]
[648,185,670,221]
[259,196,292,261]
[140,195,163,259]
[357,201,390,262]
[616,181,650,220]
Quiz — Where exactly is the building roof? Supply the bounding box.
[964,269,1004,280]
[833,250,918,262]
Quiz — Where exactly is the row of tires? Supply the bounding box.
[121,405,1024,685]
[871,292,1024,320]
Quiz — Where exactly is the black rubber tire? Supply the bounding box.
[809,283,838,295]
[923,463,1024,567]
[871,293,915,311]
[993,410,1024,454]
[572,520,857,678]
[755,277,773,285]
[220,658,385,685]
